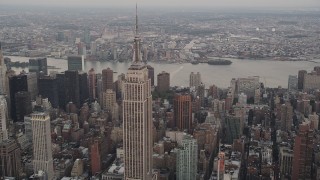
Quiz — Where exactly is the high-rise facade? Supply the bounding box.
[235,76,260,98]
[102,68,113,91]
[91,140,101,175]
[157,71,170,93]
[303,72,320,91]
[0,96,8,141]
[0,139,22,178]
[280,102,293,132]
[189,72,201,88]
[103,89,116,110]
[79,72,89,106]
[123,7,153,179]
[65,70,80,108]
[292,123,313,180]
[88,68,97,100]
[208,84,219,99]
[116,73,125,100]
[279,146,293,180]
[27,72,38,100]
[31,113,54,179]
[56,73,66,108]
[123,62,153,180]
[15,91,32,122]
[29,58,48,75]
[103,89,117,119]
[298,70,307,90]
[38,75,59,108]
[173,94,192,133]
[225,115,241,144]
[288,75,298,92]
[197,83,205,107]
[176,134,198,180]
[9,74,28,121]
[67,55,84,71]
[0,43,8,95]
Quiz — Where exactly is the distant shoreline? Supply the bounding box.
[5,55,320,64]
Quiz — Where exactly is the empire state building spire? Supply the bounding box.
[133,3,141,63]
[0,41,8,95]
[0,42,3,66]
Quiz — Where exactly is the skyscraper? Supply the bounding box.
[9,74,28,121]
[67,55,84,71]
[280,102,293,132]
[0,43,8,95]
[15,91,32,122]
[103,89,116,112]
[298,70,307,90]
[102,68,113,91]
[0,96,8,141]
[91,140,101,175]
[79,72,89,106]
[0,139,22,178]
[157,71,170,93]
[65,70,80,108]
[225,115,241,144]
[88,68,97,100]
[173,94,192,133]
[123,6,153,179]
[31,113,54,179]
[197,83,205,107]
[288,75,298,92]
[103,89,117,119]
[176,134,198,180]
[29,58,48,75]
[26,72,38,100]
[292,123,313,180]
[56,73,66,108]
[189,72,201,88]
[38,75,59,108]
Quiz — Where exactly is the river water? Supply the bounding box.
[7,56,319,88]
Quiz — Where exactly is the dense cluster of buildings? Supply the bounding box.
[1,6,320,180]
[1,7,320,63]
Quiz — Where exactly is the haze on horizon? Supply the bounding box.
[1,0,320,8]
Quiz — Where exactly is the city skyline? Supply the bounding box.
[1,2,320,179]
[1,0,320,8]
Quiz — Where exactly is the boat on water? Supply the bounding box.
[207,59,232,65]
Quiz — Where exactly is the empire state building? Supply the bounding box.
[123,5,153,180]
[0,43,8,95]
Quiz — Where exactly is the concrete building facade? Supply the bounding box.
[31,113,54,179]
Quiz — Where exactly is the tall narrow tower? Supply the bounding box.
[0,96,8,141]
[88,68,97,100]
[31,113,54,179]
[0,42,8,95]
[123,5,153,179]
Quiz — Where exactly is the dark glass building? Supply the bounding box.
[9,74,28,121]
[79,72,89,106]
[67,55,84,71]
[38,75,59,108]
[56,73,66,109]
[15,91,32,122]
[29,57,48,75]
[65,70,80,108]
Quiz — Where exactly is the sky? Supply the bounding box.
[1,0,320,8]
